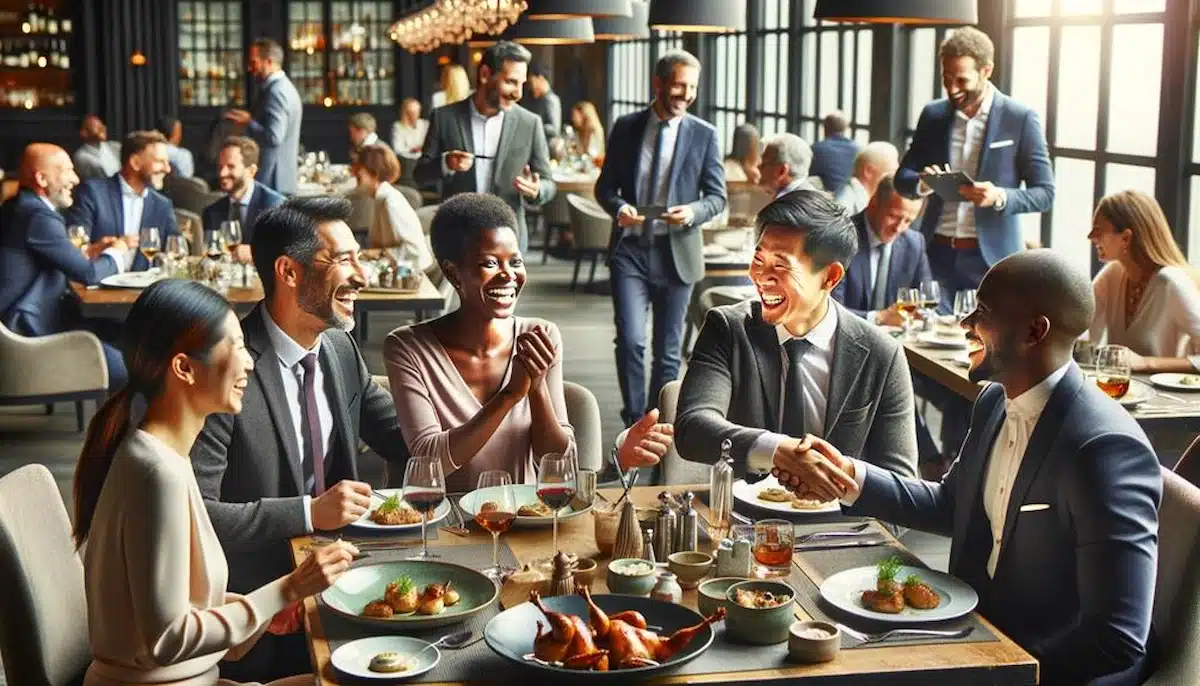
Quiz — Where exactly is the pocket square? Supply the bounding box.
[989,139,1015,149]
[1019,503,1050,512]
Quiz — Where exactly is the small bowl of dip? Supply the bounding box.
[606,558,658,596]
[788,620,841,663]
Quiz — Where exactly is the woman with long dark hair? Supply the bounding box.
[75,279,355,686]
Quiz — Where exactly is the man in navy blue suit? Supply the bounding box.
[68,130,178,272]
[779,250,1161,686]
[809,111,861,197]
[202,136,285,263]
[0,144,132,389]
[832,174,929,326]
[896,27,1054,312]
[595,49,727,427]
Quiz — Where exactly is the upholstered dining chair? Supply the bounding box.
[0,321,108,432]
[565,194,611,292]
[1144,468,1200,685]
[396,184,423,211]
[658,380,711,485]
[563,380,602,474]
[1173,434,1200,489]
[0,464,91,686]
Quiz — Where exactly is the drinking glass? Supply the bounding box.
[402,456,446,559]
[165,234,188,261]
[475,470,516,580]
[952,289,977,323]
[220,220,246,286]
[139,227,161,270]
[919,279,942,317]
[753,519,795,575]
[1073,339,1097,368]
[537,453,577,558]
[67,224,89,252]
[1094,345,1132,399]
[896,287,921,339]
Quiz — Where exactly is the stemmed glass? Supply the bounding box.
[220,220,246,286]
[1094,345,1132,400]
[67,224,89,252]
[402,456,446,560]
[919,279,942,318]
[474,470,516,580]
[953,289,977,324]
[896,287,921,340]
[537,453,577,558]
[165,235,189,276]
[139,227,161,271]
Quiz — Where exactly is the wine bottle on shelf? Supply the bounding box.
[47,5,58,35]
[59,40,69,69]
[27,4,40,34]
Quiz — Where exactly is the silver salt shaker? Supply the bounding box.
[676,490,699,553]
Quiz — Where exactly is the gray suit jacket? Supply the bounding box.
[249,72,303,196]
[191,304,407,592]
[675,299,918,479]
[414,99,555,240]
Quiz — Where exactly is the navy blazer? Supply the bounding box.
[200,182,286,244]
[810,134,860,196]
[895,88,1054,266]
[846,363,1161,686]
[68,175,178,272]
[0,189,120,336]
[832,211,933,319]
[595,109,727,284]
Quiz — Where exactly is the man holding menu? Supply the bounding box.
[896,26,1053,313]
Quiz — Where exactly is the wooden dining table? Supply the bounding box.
[290,486,1037,685]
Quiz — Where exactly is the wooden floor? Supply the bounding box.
[0,252,949,683]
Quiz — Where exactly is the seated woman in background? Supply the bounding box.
[384,193,673,492]
[352,143,433,272]
[74,279,354,686]
[1088,189,1200,372]
[570,101,605,161]
[724,123,761,185]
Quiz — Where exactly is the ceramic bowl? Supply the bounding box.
[574,558,598,590]
[788,620,841,663]
[605,558,658,596]
[667,551,713,589]
[724,580,797,645]
[696,577,742,617]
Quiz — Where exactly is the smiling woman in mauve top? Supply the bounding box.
[383,193,674,492]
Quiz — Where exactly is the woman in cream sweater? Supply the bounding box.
[352,143,432,272]
[73,279,356,686]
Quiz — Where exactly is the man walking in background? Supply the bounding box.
[225,38,303,196]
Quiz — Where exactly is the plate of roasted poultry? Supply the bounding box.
[818,557,978,624]
[485,587,724,679]
[732,475,841,515]
[459,484,593,528]
[322,560,498,629]
[350,488,452,531]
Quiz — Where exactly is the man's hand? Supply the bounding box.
[120,235,140,250]
[513,165,542,200]
[616,204,645,228]
[663,205,695,226]
[309,480,372,531]
[875,303,906,327]
[616,409,675,470]
[959,181,1004,208]
[87,236,122,260]
[224,108,252,125]
[771,435,857,502]
[445,150,474,173]
[234,244,253,264]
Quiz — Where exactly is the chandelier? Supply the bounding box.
[390,0,528,53]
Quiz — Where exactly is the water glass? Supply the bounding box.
[953,289,977,323]
[1094,345,1132,400]
[402,456,446,560]
[919,279,942,318]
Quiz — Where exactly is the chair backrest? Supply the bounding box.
[563,381,603,473]
[165,175,218,215]
[416,204,438,236]
[565,193,612,250]
[173,208,203,254]
[657,380,711,485]
[1147,468,1200,685]
[1174,434,1200,488]
[347,188,376,233]
[0,464,90,686]
[397,184,423,210]
[543,191,571,227]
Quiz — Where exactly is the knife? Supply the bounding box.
[795,538,888,551]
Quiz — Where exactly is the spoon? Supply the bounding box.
[411,629,475,659]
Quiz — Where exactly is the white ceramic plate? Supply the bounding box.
[349,488,451,531]
[99,270,168,289]
[819,565,978,624]
[1084,375,1157,408]
[950,351,972,368]
[458,484,593,528]
[916,331,968,350]
[1148,372,1200,391]
[731,474,841,515]
[330,635,440,680]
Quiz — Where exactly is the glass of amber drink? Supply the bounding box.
[753,519,795,576]
[1094,345,1132,399]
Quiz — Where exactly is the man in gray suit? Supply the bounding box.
[676,190,917,480]
[225,38,302,196]
[414,40,555,252]
[192,197,407,680]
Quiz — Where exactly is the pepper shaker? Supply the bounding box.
[654,492,677,561]
[676,491,699,553]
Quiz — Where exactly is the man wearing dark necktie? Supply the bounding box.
[596,49,727,430]
[191,197,407,681]
[201,136,285,263]
[675,190,917,482]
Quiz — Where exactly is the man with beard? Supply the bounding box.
[201,136,285,262]
[224,38,303,196]
[72,114,121,180]
[68,130,178,272]
[415,40,555,252]
[777,250,1161,686]
[896,27,1053,313]
[595,49,726,431]
[191,196,407,681]
[0,143,131,391]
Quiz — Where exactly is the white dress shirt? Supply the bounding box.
[747,302,839,473]
[935,83,996,239]
[466,100,505,194]
[263,307,335,532]
[1089,262,1200,370]
[633,109,682,236]
[117,175,147,270]
[392,119,429,158]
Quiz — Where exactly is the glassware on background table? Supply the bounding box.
[1094,345,1132,399]
[403,456,446,560]
[1073,339,1097,367]
[67,224,89,252]
[896,288,921,340]
[919,279,941,321]
[474,470,516,580]
[220,220,246,286]
[753,519,795,575]
[139,226,161,270]
[537,453,578,559]
[952,289,977,324]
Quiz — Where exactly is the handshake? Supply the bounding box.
[770,435,859,503]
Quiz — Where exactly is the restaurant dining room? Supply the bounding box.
[3,0,1200,684]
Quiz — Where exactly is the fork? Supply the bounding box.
[440,497,471,537]
[794,522,872,545]
[837,623,973,644]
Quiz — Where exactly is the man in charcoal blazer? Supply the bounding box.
[675,190,917,480]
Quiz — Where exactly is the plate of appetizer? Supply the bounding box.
[1148,372,1200,391]
[100,270,168,289]
[322,560,498,629]
[731,474,841,515]
[485,587,724,679]
[458,483,593,528]
[350,488,451,531]
[916,329,969,350]
[819,557,978,624]
[330,636,441,680]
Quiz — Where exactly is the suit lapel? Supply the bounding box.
[318,335,356,477]
[627,110,652,203]
[952,387,1007,547]
[825,306,867,434]
[977,90,1006,179]
[492,108,519,189]
[106,177,124,239]
[243,307,305,493]
[852,218,872,306]
[665,117,693,206]
[747,303,783,432]
[451,101,476,190]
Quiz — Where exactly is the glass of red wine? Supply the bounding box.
[537,453,577,558]
[402,456,446,560]
[475,470,516,580]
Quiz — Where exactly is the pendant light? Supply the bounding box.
[813,0,977,24]
[648,0,746,33]
[504,17,595,45]
[593,0,649,40]
[525,0,632,20]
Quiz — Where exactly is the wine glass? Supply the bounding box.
[896,287,921,340]
[220,220,246,285]
[402,456,446,560]
[165,234,189,261]
[139,227,161,270]
[67,224,89,252]
[919,279,941,318]
[1094,345,1132,400]
[952,289,977,324]
[537,453,577,558]
[475,470,516,580]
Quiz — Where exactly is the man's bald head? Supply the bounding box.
[20,143,78,209]
[980,249,1094,341]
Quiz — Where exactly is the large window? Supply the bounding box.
[609,37,651,122]
[754,0,790,139]
[710,29,748,156]
[795,0,872,145]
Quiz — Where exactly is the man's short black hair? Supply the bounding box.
[251,196,353,298]
[480,40,532,74]
[430,193,519,267]
[756,189,858,269]
[155,115,179,138]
